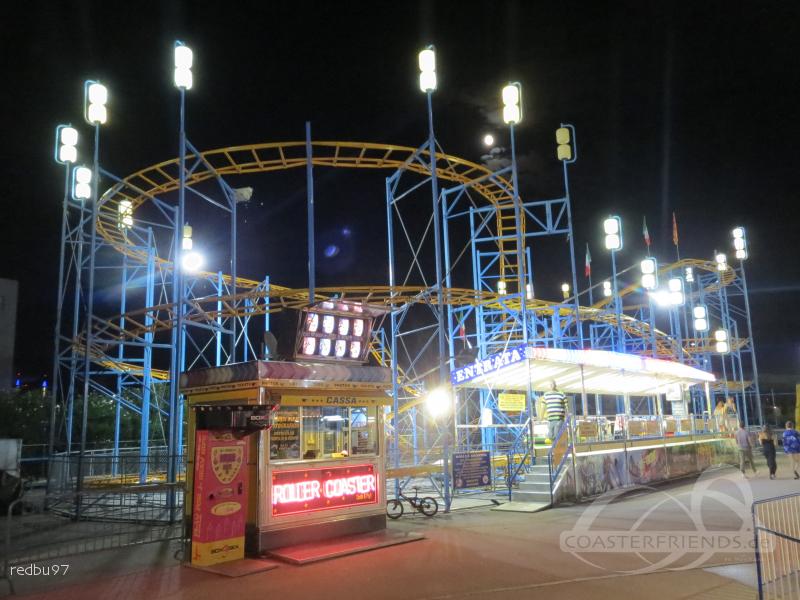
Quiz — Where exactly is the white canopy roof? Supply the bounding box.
[450,345,715,396]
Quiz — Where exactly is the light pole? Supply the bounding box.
[641,257,658,357]
[603,216,624,352]
[50,125,78,460]
[732,227,762,426]
[168,41,193,509]
[502,82,535,451]
[76,80,107,515]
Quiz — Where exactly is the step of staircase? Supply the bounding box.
[511,489,552,503]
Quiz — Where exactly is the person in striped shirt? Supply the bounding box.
[544,380,568,442]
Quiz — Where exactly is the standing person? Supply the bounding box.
[759,425,777,480]
[544,380,567,443]
[735,422,757,476]
[782,421,800,480]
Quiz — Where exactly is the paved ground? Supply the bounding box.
[3,455,798,599]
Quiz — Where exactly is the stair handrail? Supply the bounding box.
[547,415,573,504]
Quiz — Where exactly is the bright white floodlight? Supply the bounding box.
[174,42,193,89]
[640,257,657,290]
[732,226,748,260]
[426,387,451,417]
[72,166,92,200]
[685,266,694,283]
[418,47,437,92]
[55,125,78,164]
[714,328,729,354]
[603,281,612,297]
[715,252,728,271]
[693,305,708,332]
[497,280,507,294]
[181,251,204,272]
[561,282,570,299]
[502,82,522,125]
[667,277,684,305]
[604,216,622,250]
[84,81,108,124]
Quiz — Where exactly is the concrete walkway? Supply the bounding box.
[3,456,798,599]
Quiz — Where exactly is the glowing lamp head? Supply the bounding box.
[174,42,194,89]
[181,250,203,272]
[72,165,92,200]
[418,47,437,92]
[60,127,78,147]
[640,258,656,274]
[693,305,707,320]
[603,281,612,297]
[732,227,744,239]
[715,253,728,271]
[85,81,108,125]
[603,217,620,235]
[426,387,451,418]
[501,83,522,125]
[714,329,728,343]
[561,283,570,294]
[497,280,507,294]
[685,267,694,283]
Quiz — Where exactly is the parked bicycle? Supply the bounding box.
[386,486,438,519]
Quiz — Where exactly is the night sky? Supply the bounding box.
[1,2,799,392]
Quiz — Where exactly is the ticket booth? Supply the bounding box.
[183,301,393,565]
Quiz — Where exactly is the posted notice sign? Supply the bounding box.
[452,451,492,489]
[498,393,526,412]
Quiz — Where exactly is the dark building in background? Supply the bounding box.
[0,279,18,390]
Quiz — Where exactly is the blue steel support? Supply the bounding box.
[738,260,762,426]
[49,160,71,459]
[113,252,128,475]
[75,121,101,514]
[560,124,583,350]
[425,88,451,512]
[139,230,155,483]
[216,271,223,366]
[386,176,400,497]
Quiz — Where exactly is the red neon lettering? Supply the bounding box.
[272,480,321,505]
[274,475,377,504]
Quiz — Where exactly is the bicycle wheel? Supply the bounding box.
[386,499,404,519]
[420,497,438,517]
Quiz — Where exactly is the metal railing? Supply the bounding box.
[753,492,800,599]
[548,417,573,504]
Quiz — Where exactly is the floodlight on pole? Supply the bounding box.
[603,281,612,297]
[55,125,78,164]
[71,166,92,200]
[497,280,507,294]
[714,328,730,354]
[181,251,204,273]
[418,46,436,92]
[502,82,522,125]
[84,81,108,125]
[715,252,728,271]
[685,266,694,283]
[693,305,708,332]
[182,223,193,250]
[667,277,685,306]
[561,282,570,300]
[640,257,658,290]
[732,226,748,260]
[603,216,622,250]
[174,42,193,90]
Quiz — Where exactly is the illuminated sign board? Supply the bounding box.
[295,301,384,364]
[271,463,378,516]
[450,345,715,386]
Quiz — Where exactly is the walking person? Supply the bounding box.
[782,421,800,480]
[759,425,777,479]
[544,380,568,443]
[735,421,757,476]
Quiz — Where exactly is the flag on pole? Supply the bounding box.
[584,243,592,277]
[672,212,679,246]
[643,216,651,247]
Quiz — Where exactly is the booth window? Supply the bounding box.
[270,406,379,462]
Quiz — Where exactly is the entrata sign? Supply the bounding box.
[271,464,377,516]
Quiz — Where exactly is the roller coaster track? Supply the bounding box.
[80,141,743,388]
